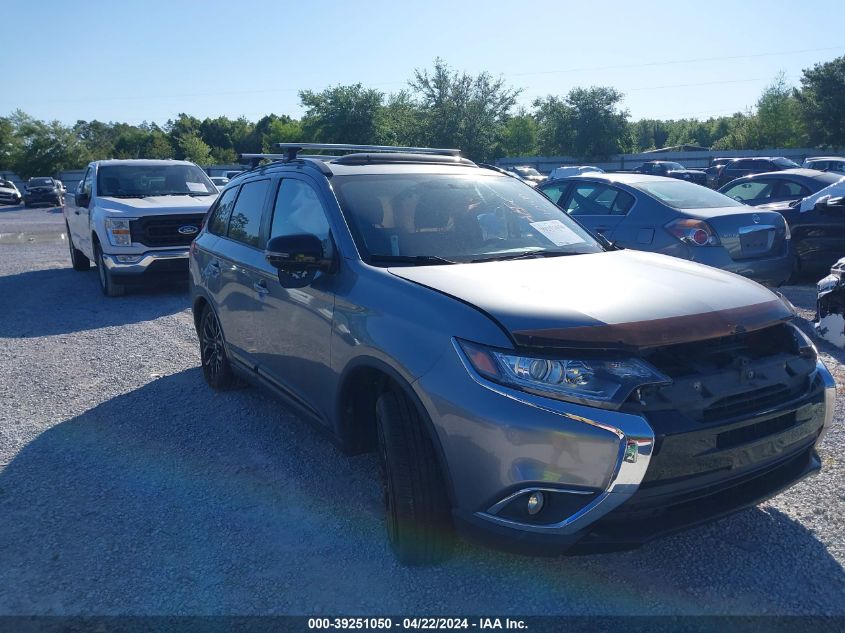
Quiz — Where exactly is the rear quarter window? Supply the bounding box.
[207,186,239,236]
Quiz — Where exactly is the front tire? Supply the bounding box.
[199,305,238,390]
[94,242,125,297]
[376,389,454,565]
[66,224,90,271]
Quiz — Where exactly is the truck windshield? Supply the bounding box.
[97,164,217,197]
[332,173,602,264]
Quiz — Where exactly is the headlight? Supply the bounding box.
[104,217,132,246]
[457,339,672,409]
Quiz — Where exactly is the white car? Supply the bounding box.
[63,159,219,296]
[547,165,604,180]
[802,157,845,175]
[0,178,22,205]
[210,176,230,190]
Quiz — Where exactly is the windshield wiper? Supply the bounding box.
[369,254,458,266]
[156,191,215,197]
[471,250,578,263]
[105,193,148,198]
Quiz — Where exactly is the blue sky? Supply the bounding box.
[3,0,844,125]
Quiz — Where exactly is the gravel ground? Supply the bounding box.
[0,205,843,616]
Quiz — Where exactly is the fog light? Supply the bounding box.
[526,491,544,515]
[115,255,142,264]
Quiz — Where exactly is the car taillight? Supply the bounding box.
[665,219,720,246]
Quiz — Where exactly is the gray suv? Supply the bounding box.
[189,144,836,564]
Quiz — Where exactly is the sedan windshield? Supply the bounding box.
[773,157,800,168]
[97,164,217,197]
[633,179,744,209]
[332,174,602,264]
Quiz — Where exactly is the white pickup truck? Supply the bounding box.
[64,159,219,296]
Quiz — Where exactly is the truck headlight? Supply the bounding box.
[104,218,132,246]
[457,339,672,409]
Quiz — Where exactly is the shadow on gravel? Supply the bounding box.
[0,266,188,338]
[0,368,843,614]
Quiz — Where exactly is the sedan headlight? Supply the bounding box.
[104,217,133,246]
[457,339,672,409]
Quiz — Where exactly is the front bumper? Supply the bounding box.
[417,343,835,554]
[102,248,190,282]
[24,193,61,205]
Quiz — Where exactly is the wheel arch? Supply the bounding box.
[335,356,457,508]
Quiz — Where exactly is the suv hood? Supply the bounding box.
[389,250,791,349]
[97,195,217,215]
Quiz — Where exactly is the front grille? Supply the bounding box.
[629,323,814,423]
[702,384,793,421]
[130,214,204,247]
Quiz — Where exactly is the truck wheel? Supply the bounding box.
[94,242,125,297]
[66,224,90,271]
[199,305,238,390]
[376,389,454,565]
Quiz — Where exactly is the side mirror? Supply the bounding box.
[76,191,90,208]
[265,234,334,288]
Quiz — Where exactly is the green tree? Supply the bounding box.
[262,117,304,151]
[409,58,520,161]
[9,110,87,178]
[0,116,19,170]
[498,112,537,156]
[177,132,212,165]
[300,84,384,144]
[756,73,803,147]
[795,55,845,148]
[378,90,423,146]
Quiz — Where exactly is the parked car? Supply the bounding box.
[754,178,845,278]
[63,159,219,296]
[23,177,63,208]
[548,165,604,180]
[210,176,230,190]
[715,157,800,188]
[0,178,22,205]
[704,158,734,188]
[504,165,544,186]
[718,169,843,207]
[189,142,834,565]
[225,170,245,179]
[632,161,707,186]
[802,157,845,174]
[537,173,793,286]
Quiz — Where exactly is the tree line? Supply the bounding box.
[1,56,843,179]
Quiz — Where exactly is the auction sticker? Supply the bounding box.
[529,220,584,246]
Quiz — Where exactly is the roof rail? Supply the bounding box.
[274,143,461,160]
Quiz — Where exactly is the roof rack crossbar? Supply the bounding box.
[274,143,461,158]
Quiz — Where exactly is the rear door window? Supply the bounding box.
[564,184,634,216]
[207,186,239,236]
[722,180,774,202]
[227,179,271,248]
[775,181,811,197]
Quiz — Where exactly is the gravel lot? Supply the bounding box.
[0,205,843,616]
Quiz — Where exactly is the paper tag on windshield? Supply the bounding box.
[529,220,584,246]
[186,182,206,192]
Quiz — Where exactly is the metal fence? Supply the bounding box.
[496,148,828,175]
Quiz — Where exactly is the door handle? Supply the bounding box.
[253,280,269,295]
[74,210,80,215]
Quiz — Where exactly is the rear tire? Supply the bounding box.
[66,224,90,271]
[199,305,238,390]
[94,242,125,297]
[376,389,454,565]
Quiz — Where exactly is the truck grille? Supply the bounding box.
[130,214,204,247]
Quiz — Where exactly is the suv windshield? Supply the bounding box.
[634,179,744,209]
[332,173,602,264]
[513,167,542,178]
[773,157,800,168]
[97,164,217,197]
[29,178,54,187]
